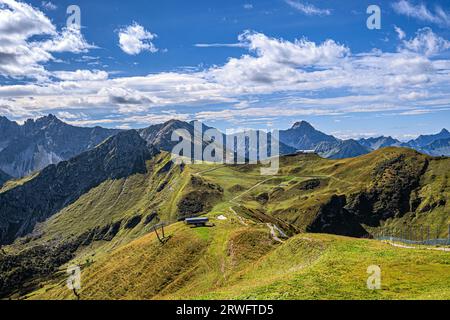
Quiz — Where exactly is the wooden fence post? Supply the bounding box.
[154,228,162,243]
[447,224,450,244]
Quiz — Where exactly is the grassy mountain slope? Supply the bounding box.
[28,219,450,300]
[380,155,450,237]
[0,152,227,297]
[188,148,447,238]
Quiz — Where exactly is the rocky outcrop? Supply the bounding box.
[346,154,428,226]
[124,215,142,229]
[0,130,157,245]
[177,176,223,219]
[306,153,429,237]
[307,195,368,237]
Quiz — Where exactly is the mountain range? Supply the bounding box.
[0,115,448,183]
[139,119,297,160]
[358,136,403,150]
[279,120,450,159]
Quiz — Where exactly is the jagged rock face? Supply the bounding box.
[0,115,119,178]
[139,119,195,151]
[279,121,338,150]
[0,116,21,152]
[0,130,157,245]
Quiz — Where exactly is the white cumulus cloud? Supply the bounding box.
[1,23,450,128]
[40,26,97,53]
[53,69,108,81]
[118,23,158,55]
[0,0,95,79]
[401,28,450,56]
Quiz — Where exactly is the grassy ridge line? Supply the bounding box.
[12,147,446,248]
[28,218,450,300]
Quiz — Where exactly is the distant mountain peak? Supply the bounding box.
[22,114,64,129]
[165,119,184,125]
[280,121,337,151]
[291,121,314,130]
[36,114,63,124]
[0,116,17,127]
[44,113,57,119]
[0,115,119,178]
[408,128,450,149]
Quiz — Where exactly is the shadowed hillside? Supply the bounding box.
[0,130,156,245]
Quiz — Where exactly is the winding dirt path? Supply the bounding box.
[385,241,450,252]
[229,206,248,226]
[266,223,283,243]
[230,177,275,203]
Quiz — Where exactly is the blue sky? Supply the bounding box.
[1,0,450,140]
